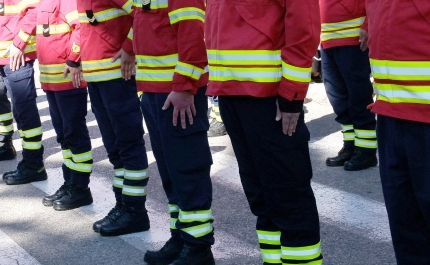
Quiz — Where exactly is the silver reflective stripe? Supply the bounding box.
[182,223,213,238]
[210,67,282,82]
[372,65,430,77]
[355,130,376,138]
[179,210,213,222]
[0,112,12,121]
[115,168,125,177]
[355,138,377,148]
[0,124,13,133]
[72,151,93,163]
[136,54,178,67]
[257,233,281,241]
[341,124,354,131]
[22,141,42,150]
[321,28,360,41]
[21,126,42,138]
[113,177,124,188]
[78,8,128,23]
[169,8,205,24]
[168,204,179,213]
[136,70,174,81]
[377,89,430,101]
[207,50,281,66]
[124,169,148,180]
[321,17,365,31]
[122,185,147,196]
[62,149,72,159]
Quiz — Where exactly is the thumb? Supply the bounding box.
[162,98,171,110]
[63,66,69,78]
[275,101,282,121]
[111,50,121,62]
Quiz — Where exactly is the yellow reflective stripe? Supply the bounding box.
[207,49,281,66]
[36,24,71,35]
[39,63,65,72]
[261,249,281,263]
[72,42,80,53]
[72,151,93,163]
[182,223,213,238]
[375,83,430,104]
[82,58,121,71]
[122,0,133,14]
[64,159,92,173]
[78,8,128,23]
[83,69,122,82]
[136,69,174,82]
[127,27,133,41]
[281,242,321,261]
[169,7,205,25]
[0,125,14,133]
[113,177,124,188]
[1,38,37,55]
[65,10,79,23]
[22,140,42,150]
[178,209,213,223]
[40,73,71,84]
[0,112,13,122]
[170,218,178,229]
[136,54,178,67]
[175,61,204,80]
[282,62,311,83]
[355,129,376,139]
[355,138,377,149]
[257,230,281,245]
[122,185,147,196]
[209,66,282,82]
[168,204,179,213]
[115,168,125,177]
[18,29,31,43]
[343,132,355,141]
[321,28,360,42]
[62,149,72,159]
[321,17,365,32]
[3,0,39,14]
[151,0,168,9]
[124,169,148,180]
[21,126,42,138]
[341,124,354,131]
[370,59,430,81]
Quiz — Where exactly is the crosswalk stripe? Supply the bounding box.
[0,229,41,265]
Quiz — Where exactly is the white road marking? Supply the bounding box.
[0,230,41,265]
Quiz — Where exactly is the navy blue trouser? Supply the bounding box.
[46,89,92,187]
[88,77,149,205]
[0,61,43,166]
[140,87,214,245]
[377,115,430,264]
[321,45,376,151]
[0,76,13,145]
[219,96,322,263]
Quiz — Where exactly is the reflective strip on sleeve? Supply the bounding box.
[122,0,133,14]
[18,29,31,43]
[257,230,281,245]
[1,38,35,56]
[0,124,13,133]
[122,185,147,196]
[181,223,213,238]
[21,126,42,138]
[355,129,376,139]
[0,112,13,122]
[72,151,93,163]
[282,62,312,83]
[78,8,128,23]
[124,169,148,180]
[65,10,79,23]
[72,42,80,53]
[207,49,281,66]
[127,28,133,41]
[3,0,39,14]
[175,61,204,80]
[168,204,179,213]
[22,140,42,150]
[169,7,205,25]
[355,138,377,149]
[62,149,72,159]
[281,241,322,261]
[178,209,214,223]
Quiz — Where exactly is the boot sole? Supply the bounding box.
[0,153,17,161]
[99,224,150,237]
[53,198,93,211]
[344,161,378,171]
[42,200,55,207]
[5,172,48,185]
[144,254,181,265]
[326,161,346,167]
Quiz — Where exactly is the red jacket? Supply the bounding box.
[36,0,86,91]
[366,0,430,124]
[132,0,208,95]
[76,0,134,82]
[320,0,368,49]
[205,0,320,107]
[0,0,38,65]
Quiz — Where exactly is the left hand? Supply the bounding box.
[6,44,25,71]
[162,91,196,129]
[112,48,135,81]
[275,100,300,136]
[63,65,83,88]
[359,29,369,51]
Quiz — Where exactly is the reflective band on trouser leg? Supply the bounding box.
[113,168,124,194]
[0,112,13,136]
[341,124,354,142]
[122,168,149,197]
[179,209,214,238]
[20,126,43,151]
[64,150,93,173]
[355,129,377,149]
[281,241,323,265]
[169,204,179,230]
[257,230,281,264]
[64,159,92,173]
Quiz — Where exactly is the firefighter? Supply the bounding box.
[36,0,93,211]
[366,0,430,263]
[205,0,323,264]
[1,0,46,185]
[132,0,215,264]
[76,0,150,236]
[320,0,377,171]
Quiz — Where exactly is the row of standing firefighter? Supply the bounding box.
[1,0,429,265]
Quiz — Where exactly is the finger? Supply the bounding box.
[162,98,171,110]
[288,118,298,136]
[111,51,121,63]
[63,67,69,78]
[21,55,25,69]
[282,118,289,135]
[172,108,179,126]
[191,103,196,116]
[180,110,186,129]
[186,108,194,125]
[11,56,16,71]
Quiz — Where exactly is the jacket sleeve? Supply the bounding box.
[13,0,39,50]
[169,0,207,94]
[61,1,81,63]
[278,0,321,112]
[113,0,134,54]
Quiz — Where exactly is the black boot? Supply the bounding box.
[326,145,354,167]
[344,150,378,171]
[144,237,184,265]
[93,202,123,233]
[99,203,150,236]
[53,184,93,211]
[4,163,47,185]
[0,140,16,161]
[42,182,70,207]
[171,243,215,265]
[2,160,25,180]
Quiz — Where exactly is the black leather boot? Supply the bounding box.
[93,201,123,233]
[2,160,25,180]
[99,203,150,236]
[0,140,16,161]
[171,243,215,265]
[53,184,93,211]
[4,163,47,185]
[42,182,70,207]
[344,150,378,171]
[144,237,184,265]
[326,145,355,167]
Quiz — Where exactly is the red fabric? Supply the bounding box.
[319,0,367,49]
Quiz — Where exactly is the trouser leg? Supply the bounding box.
[0,76,13,145]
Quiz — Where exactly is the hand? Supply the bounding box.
[6,44,25,71]
[275,100,300,136]
[359,29,369,51]
[112,48,135,81]
[63,65,83,88]
[162,91,196,129]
